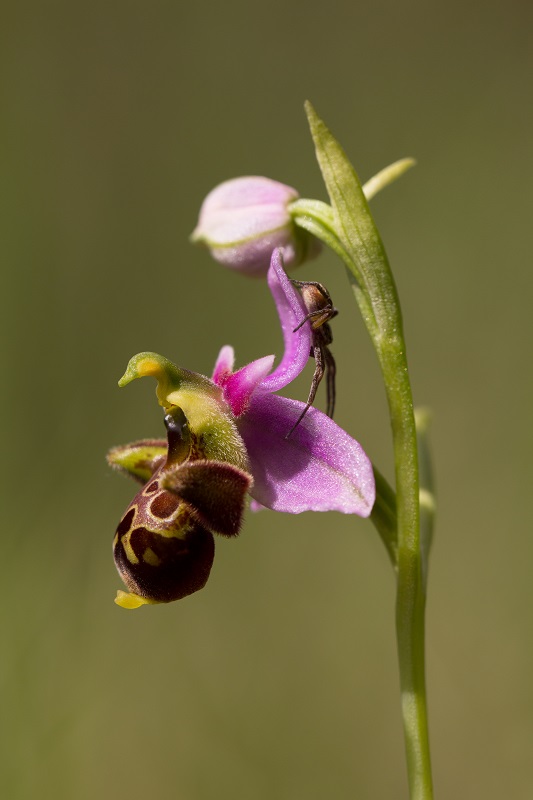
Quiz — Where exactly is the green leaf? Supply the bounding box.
[304,101,402,337]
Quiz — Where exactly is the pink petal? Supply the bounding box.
[196,206,292,247]
[223,355,275,416]
[206,236,300,277]
[196,176,298,218]
[258,249,313,393]
[237,393,375,517]
[212,345,235,387]
[192,179,300,277]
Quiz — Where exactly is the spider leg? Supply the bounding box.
[293,307,333,333]
[305,343,325,408]
[323,345,336,418]
[285,343,325,439]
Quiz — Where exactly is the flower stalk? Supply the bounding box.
[297,102,434,800]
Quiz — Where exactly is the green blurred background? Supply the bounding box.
[2,1,531,798]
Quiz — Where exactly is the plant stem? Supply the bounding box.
[297,198,434,797]
[377,338,433,800]
[301,102,435,799]
[295,207,434,800]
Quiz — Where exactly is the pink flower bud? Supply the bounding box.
[192,176,320,276]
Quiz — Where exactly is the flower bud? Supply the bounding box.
[191,176,320,277]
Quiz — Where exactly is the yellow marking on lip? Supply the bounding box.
[142,547,161,566]
[121,529,139,565]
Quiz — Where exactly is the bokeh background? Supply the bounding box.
[2,1,531,798]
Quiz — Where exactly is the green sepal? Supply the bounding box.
[107,439,167,484]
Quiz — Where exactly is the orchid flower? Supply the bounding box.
[191,176,320,276]
[108,249,375,608]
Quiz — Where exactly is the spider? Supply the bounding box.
[286,279,338,438]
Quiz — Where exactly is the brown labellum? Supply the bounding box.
[110,405,253,604]
[113,481,215,603]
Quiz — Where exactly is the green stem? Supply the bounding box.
[297,103,435,798]
[296,209,434,798]
[377,338,433,800]
[355,264,434,799]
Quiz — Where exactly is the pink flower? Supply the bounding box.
[109,249,374,607]
[192,176,320,276]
